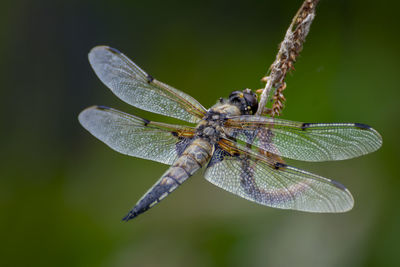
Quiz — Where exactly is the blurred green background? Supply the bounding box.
[1,0,399,266]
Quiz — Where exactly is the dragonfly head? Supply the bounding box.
[228,89,259,115]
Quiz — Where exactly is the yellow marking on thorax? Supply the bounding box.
[178,131,196,138]
[218,139,240,156]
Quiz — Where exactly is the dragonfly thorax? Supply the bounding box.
[196,110,228,143]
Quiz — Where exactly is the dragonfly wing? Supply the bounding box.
[79,106,195,165]
[224,115,382,161]
[88,46,207,123]
[204,139,354,213]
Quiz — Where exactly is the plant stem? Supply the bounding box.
[256,0,320,116]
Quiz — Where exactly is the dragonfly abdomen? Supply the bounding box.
[122,138,212,221]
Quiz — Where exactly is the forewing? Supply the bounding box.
[224,115,382,161]
[204,139,354,213]
[78,106,195,165]
[88,46,207,123]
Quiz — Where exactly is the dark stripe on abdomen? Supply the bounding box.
[122,140,212,221]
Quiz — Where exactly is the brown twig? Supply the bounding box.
[255,0,320,117]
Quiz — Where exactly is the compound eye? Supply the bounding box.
[229,90,242,99]
[228,91,245,106]
[243,88,252,94]
[243,93,258,114]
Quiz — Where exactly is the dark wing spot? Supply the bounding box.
[240,160,258,196]
[146,74,154,83]
[96,105,110,110]
[107,47,122,54]
[329,179,347,191]
[175,137,193,157]
[171,132,178,137]
[207,146,232,168]
[274,162,287,170]
[301,123,311,130]
[142,118,150,126]
[354,123,371,130]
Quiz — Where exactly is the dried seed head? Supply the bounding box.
[256,0,319,117]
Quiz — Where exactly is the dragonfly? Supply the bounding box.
[79,46,382,221]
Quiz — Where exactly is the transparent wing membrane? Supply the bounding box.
[88,46,207,123]
[204,139,354,213]
[80,45,385,219]
[224,115,382,162]
[78,106,195,165]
